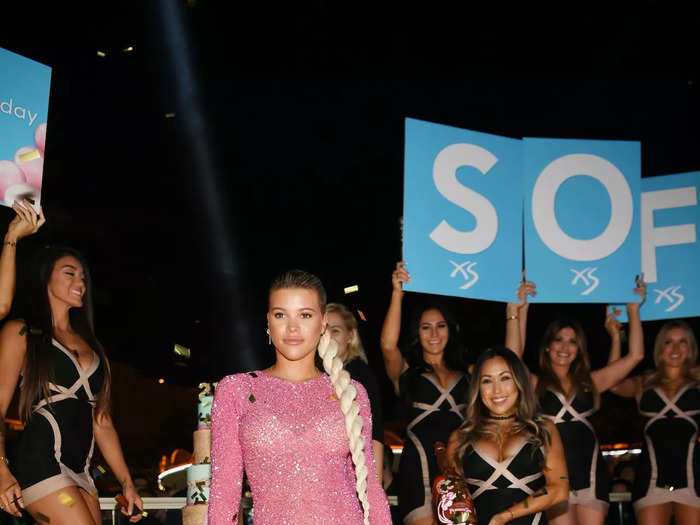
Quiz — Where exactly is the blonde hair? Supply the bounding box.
[317,332,370,524]
[644,320,700,389]
[325,303,368,364]
[269,271,369,523]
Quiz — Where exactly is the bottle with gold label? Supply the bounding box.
[432,442,477,524]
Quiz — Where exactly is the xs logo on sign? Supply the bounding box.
[652,285,684,312]
[449,260,479,290]
[570,267,599,295]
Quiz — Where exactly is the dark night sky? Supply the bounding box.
[1,1,699,395]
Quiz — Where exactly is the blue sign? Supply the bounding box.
[523,138,641,303]
[0,47,52,209]
[636,172,700,320]
[403,118,522,302]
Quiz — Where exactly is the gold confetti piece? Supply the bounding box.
[344,284,359,294]
[202,400,211,407]
[174,344,191,358]
[164,112,176,118]
[19,149,40,162]
[329,394,337,400]
[141,510,149,517]
[97,465,106,474]
[58,492,75,507]
[248,393,256,403]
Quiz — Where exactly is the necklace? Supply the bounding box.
[489,413,516,420]
[489,407,517,420]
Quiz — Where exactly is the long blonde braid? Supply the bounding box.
[317,331,370,524]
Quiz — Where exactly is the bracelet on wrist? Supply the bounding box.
[506,314,519,321]
[508,508,515,521]
[3,241,17,248]
[0,455,9,466]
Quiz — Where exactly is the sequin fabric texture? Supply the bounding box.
[208,371,392,524]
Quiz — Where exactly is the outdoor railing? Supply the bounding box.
[99,497,186,525]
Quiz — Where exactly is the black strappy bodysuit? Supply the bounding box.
[462,440,547,525]
[13,338,104,505]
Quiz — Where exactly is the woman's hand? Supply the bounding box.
[120,482,144,522]
[488,511,512,525]
[506,275,536,315]
[5,200,45,243]
[605,306,622,339]
[391,261,410,293]
[0,468,23,517]
[627,277,646,313]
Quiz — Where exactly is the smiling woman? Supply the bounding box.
[505,277,646,525]
[380,261,471,525]
[207,270,391,525]
[449,347,569,525]
[0,245,143,525]
[610,320,700,525]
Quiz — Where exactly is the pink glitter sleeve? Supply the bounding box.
[208,374,245,524]
[354,381,393,524]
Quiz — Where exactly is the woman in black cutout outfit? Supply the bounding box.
[0,246,142,524]
[611,319,700,525]
[448,347,569,525]
[380,262,470,525]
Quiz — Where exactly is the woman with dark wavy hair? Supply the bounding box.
[0,246,142,524]
[505,277,645,525]
[380,262,470,525]
[448,347,568,525]
[611,319,700,525]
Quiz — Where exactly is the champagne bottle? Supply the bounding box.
[432,442,477,524]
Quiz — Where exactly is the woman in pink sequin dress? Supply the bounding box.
[208,270,392,525]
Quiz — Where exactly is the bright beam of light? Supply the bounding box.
[156,1,253,369]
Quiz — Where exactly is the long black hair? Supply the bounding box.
[18,246,112,422]
[399,302,469,406]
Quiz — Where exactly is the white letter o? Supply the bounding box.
[531,153,633,261]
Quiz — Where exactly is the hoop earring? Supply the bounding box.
[266,329,271,346]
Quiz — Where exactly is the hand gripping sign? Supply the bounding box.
[403,118,522,302]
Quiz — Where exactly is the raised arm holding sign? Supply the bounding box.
[504,277,645,525]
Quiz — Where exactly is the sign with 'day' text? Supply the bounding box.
[0,46,52,211]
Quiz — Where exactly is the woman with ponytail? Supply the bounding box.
[208,270,391,524]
